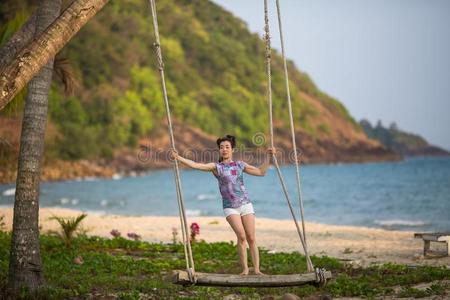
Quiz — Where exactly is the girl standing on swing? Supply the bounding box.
[169,134,276,275]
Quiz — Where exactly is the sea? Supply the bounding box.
[1,156,449,232]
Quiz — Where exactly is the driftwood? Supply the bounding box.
[173,270,332,287]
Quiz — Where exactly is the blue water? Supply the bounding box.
[1,157,449,232]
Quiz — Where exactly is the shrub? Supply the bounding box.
[49,213,88,247]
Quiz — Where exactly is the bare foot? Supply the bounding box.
[254,270,265,275]
[239,269,249,276]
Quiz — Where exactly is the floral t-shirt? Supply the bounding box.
[213,160,251,209]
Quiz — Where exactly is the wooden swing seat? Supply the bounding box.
[173,270,332,287]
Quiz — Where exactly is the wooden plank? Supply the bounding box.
[437,236,450,243]
[414,232,450,241]
[173,270,332,287]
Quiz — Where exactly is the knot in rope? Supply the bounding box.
[152,42,164,70]
[187,267,197,284]
[314,267,327,286]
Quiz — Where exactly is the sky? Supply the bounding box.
[211,0,450,150]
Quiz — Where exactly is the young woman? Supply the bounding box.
[169,134,275,275]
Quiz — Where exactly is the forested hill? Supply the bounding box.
[0,0,398,182]
[360,120,449,157]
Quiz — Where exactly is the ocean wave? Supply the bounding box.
[374,219,427,227]
[60,197,70,204]
[186,209,202,217]
[2,188,16,196]
[59,197,80,205]
[82,209,107,216]
[196,194,215,201]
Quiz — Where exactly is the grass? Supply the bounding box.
[0,230,449,299]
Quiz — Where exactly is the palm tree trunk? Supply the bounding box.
[8,0,62,291]
[0,0,110,111]
[0,13,37,70]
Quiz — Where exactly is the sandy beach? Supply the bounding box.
[1,207,448,268]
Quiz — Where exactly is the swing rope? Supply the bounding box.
[148,0,196,281]
[263,0,314,272]
[275,0,309,257]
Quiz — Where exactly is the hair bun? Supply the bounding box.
[217,135,237,148]
[226,134,236,142]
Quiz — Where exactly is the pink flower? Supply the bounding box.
[172,227,179,244]
[172,227,178,235]
[190,222,200,235]
[110,229,121,238]
[127,232,141,241]
[190,222,200,242]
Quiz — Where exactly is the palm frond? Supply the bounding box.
[54,56,80,96]
[49,213,88,247]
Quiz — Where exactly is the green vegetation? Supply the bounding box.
[360,119,449,156]
[0,215,5,231]
[48,213,88,248]
[0,0,361,164]
[0,230,448,299]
